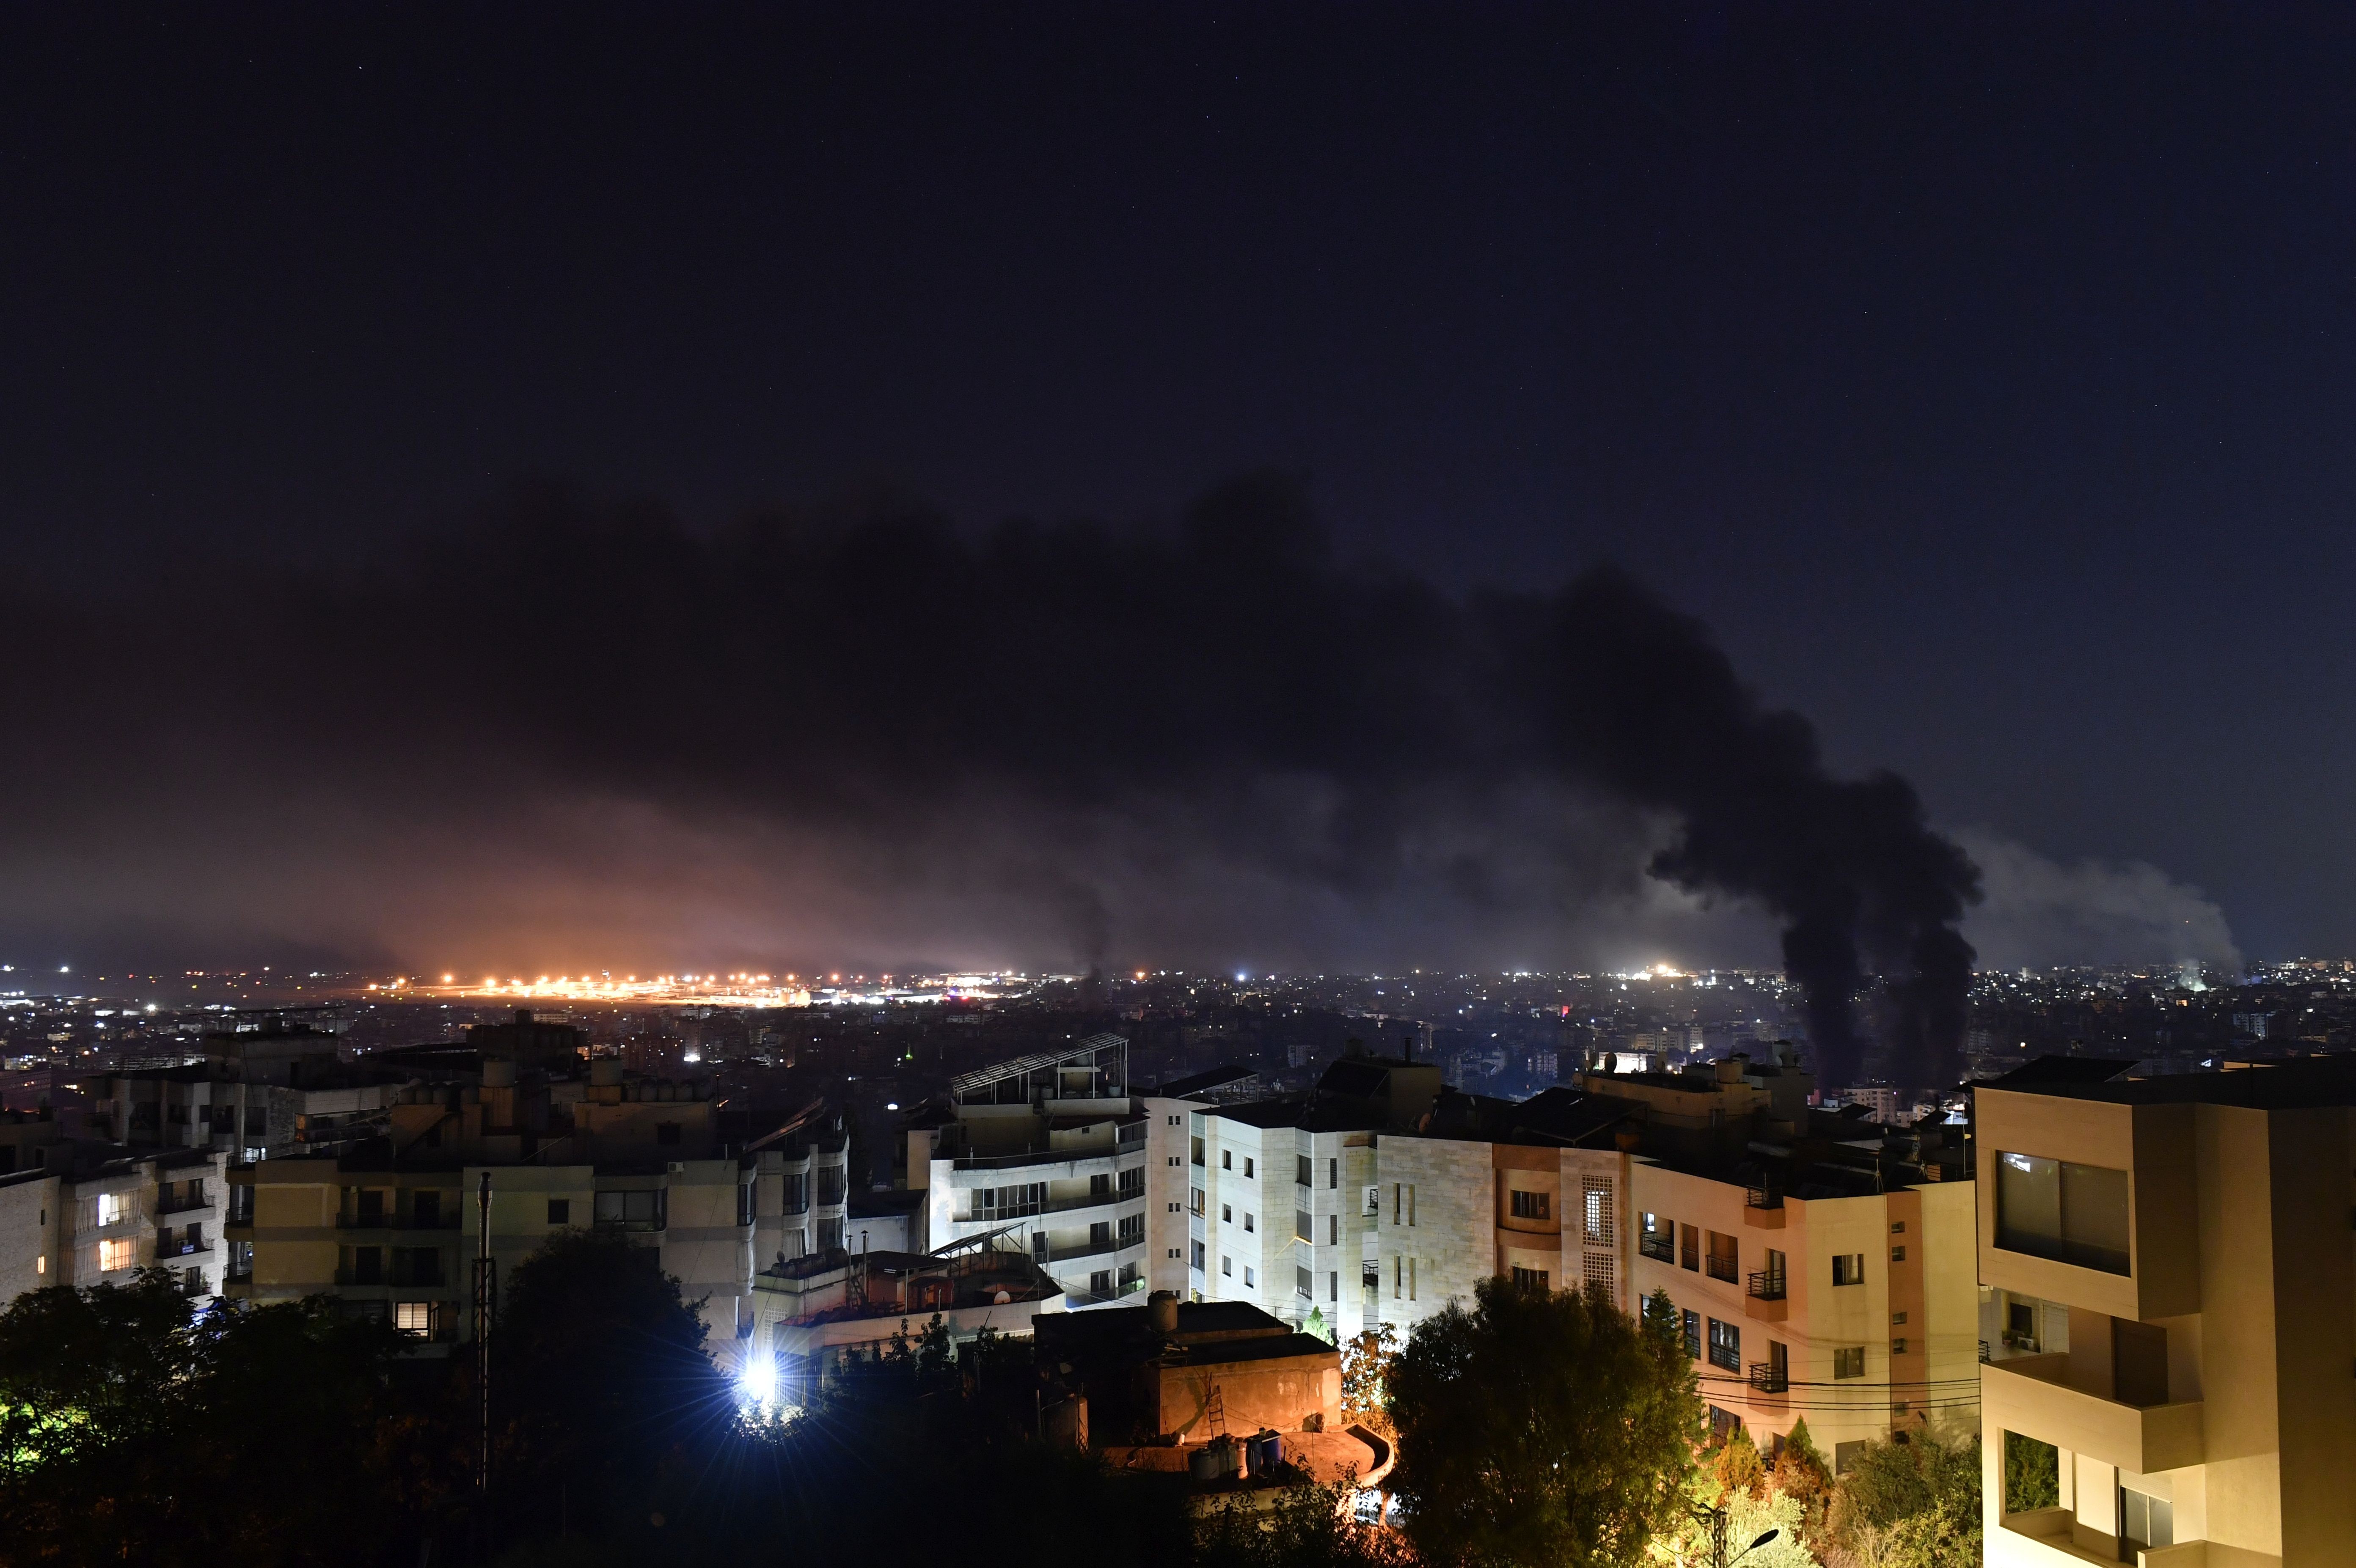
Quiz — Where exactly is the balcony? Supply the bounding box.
[1047,1232,1147,1265]
[1705,1255,1739,1285]
[157,1191,212,1217]
[1638,1232,1674,1263]
[1743,1269,1788,1322]
[1982,1354,2204,1474]
[1747,1362,1787,1395]
[1742,1187,1786,1229]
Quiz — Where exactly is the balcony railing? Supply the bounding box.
[1047,1232,1147,1265]
[1746,1269,1786,1301]
[1745,1186,1783,1210]
[157,1192,212,1217]
[1705,1255,1739,1285]
[157,1240,212,1259]
[1748,1362,1788,1395]
[1638,1232,1674,1263]
[1707,1344,1741,1372]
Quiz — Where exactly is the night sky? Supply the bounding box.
[3,4,2351,978]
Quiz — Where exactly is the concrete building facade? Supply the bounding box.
[1977,1057,2356,1568]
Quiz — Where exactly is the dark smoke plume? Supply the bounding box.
[0,473,1977,1085]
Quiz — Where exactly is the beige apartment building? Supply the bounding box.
[1979,1056,2356,1567]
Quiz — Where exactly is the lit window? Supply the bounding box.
[395,1302,433,1337]
[99,1238,133,1272]
[33,1255,44,1276]
[96,1193,127,1227]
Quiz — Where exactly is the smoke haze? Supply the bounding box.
[4,475,1985,1082]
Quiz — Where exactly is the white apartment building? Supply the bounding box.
[0,1146,229,1304]
[911,1036,1164,1307]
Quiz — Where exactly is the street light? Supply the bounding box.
[1687,1503,1779,1568]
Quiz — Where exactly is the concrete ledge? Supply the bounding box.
[1984,1356,2204,1473]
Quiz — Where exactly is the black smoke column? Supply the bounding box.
[1523,568,1982,1089]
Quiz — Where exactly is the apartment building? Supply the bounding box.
[1977,1055,2356,1567]
[227,1056,808,1359]
[0,1144,228,1301]
[908,1035,1167,1307]
[1179,1054,1442,1334]
[1606,1055,1977,1463]
[94,1012,410,1162]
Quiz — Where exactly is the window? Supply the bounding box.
[1329,1158,1338,1188]
[1834,1346,1865,1379]
[1407,1257,1415,1301]
[1638,1211,1672,1261]
[1891,1246,1906,1263]
[1191,1240,1205,1270]
[352,1246,383,1285]
[973,1183,1045,1221]
[408,1247,442,1286]
[1090,1269,1113,1296]
[1222,1204,1233,1222]
[547,1198,570,1225]
[1833,1253,1865,1286]
[1244,1158,1255,1179]
[1394,1256,1402,1298]
[395,1302,434,1338]
[1706,1317,1740,1372]
[1891,1337,1908,1354]
[1680,1224,1700,1271]
[1407,1184,1415,1225]
[1510,1188,1550,1220]
[96,1192,127,1227]
[1244,1266,1255,1287]
[1295,1210,1311,1241]
[1297,1155,1313,1187]
[1705,1231,1739,1283]
[655,1122,681,1147]
[1511,1265,1550,1292]
[1996,1152,2130,1274]
[1090,1221,1112,1248]
[1891,1310,1908,1326]
[737,1184,754,1226]
[1328,1214,1338,1244]
[1297,1266,1313,1298]
[358,1188,384,1224]
[1682,1308,1701,1361]
[1393,1184,1402,1224]
[1118,1214,1143,1246]
[1222,1254,1233,1276]
[1169,1248,1182,1259]
[1192,1137,1206,1166]
[1364,1184,1380,1216]
[1090,1172,1112,1199]
[1834,1441,1866,1476]
[1118,1166,1144,1198]
[594,1190,666,1232]
[1222,1150,1231,1170]
[1190,1188,1205,1216]
[1244,1212,1256,1232]
[2002,1431,2061,1513]
[99,1237,133,1272]
[1583,1178,1615,1245]
[414,1190,441,1226]
[1890,1220,1907,1234]
[33,1255,43,1276]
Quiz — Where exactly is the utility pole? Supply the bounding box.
[1687,1502,1778,1568]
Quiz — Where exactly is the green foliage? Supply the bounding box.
[1384,1277,1701,1568]
[1340,1321,1402,1439]
[1710,1428,1767,1504]
[1303,1306,1336,1345]
[1823,1433,1982,1568]
[1648,1475,1819,1568]
[0,1269,431,1567]
[2001,1430,2059,1513]
[1196,1474,1420,1568]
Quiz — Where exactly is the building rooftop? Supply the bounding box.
[1987,1051,2356,1110]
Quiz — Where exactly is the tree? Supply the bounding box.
[1196,1475,1421,1568]
[1769,1419,1833,1554]
[1711,1428,1767,1504]
[1823,1433,1980,1568]
[1340,1322,1402,1439]
[489,1229,735,1541]
[1384,1278,1701,1568]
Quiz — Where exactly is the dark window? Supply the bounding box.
[1191,1137,1205,1166]
[593,1190,665,1232]
[1118,1166,1144,1197]
[1090,1220,1112,1247]
[1511,1265,1550,1292]
[547,1198,570,1225]
[1297,1155,1313,1187]
[1680,1224,1700,1271]
[1090,1270,1112,1296]
[413,1191,441,1227]
[1996,1152,2131,1275]
[1833,1253,1865,1286]
[1682,1309,1701,1361]
[352,1247,384,1285]
[1296,1266,1313,1298]
[1090,1172,1112,1199]
[1891,1246,1907,1263]
[737,1184,754,1226]
[1510,1189,1550,1220]
[655,1122,682,1147]
[1117,1214,1143,1246]
[356,1189,384,1224]
[1834,1346,1865,1378]
[1190,1240,1205,1270]
[409,1247,442,1286]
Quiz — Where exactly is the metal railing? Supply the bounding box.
[1746,1269,1786,1301]
[157,1240,211,1259]
[1745,1185,1783,1210]
[157,1192,211,1217]
[1638,1232,1675,1263]
[1705,1255,1739,1284]
[1748,1362,1788,1394]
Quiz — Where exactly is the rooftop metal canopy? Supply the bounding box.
[949,1033,1128,1103]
